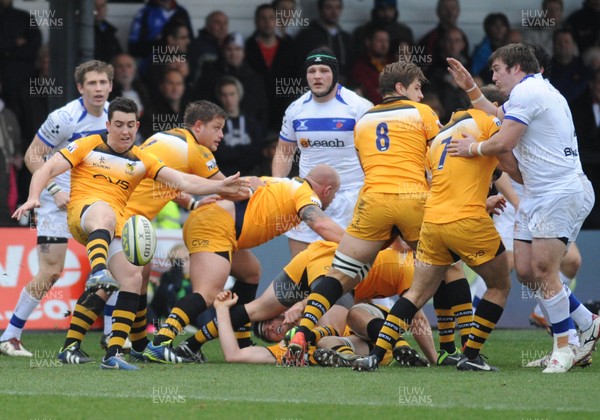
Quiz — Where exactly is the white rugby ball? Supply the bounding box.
[122,215,157,266]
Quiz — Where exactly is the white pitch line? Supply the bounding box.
[0,389,598,413]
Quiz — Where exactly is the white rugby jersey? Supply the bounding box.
[503,74,582,196]
[279,84,373,189]
[37,97,109,191]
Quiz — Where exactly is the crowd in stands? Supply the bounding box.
[1,0,599,227]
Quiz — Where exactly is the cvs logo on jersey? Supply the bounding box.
[93,174,130,190]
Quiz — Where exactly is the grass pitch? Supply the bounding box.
[0,329,598,419]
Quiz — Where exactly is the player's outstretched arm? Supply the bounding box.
[298,205,345,243]
[13,153,71,220]
[215,291,276,364]
[25,135,70,210]
[156,168,251,199]
[271,137,297,177]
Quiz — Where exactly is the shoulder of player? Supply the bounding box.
[46,98,86,126]
[510,76,547,100]
[411,100,437,116]
[338,86,372,105]
[287,91,313,111]
[337,86,373,113]
[64,133,103,154]
[133,144,161,163]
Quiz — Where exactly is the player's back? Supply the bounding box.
[237,177,321,249]
[355,99,439,194]
[424,109,500,224]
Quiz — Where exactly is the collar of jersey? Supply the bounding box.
[101,132,135,155]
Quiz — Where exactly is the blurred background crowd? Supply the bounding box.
[0,0,599,228]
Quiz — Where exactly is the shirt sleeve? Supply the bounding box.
[484,115,502,140]
[37,106,77,148]
[57,137,93,167]
[279,103,297,143]
[140,149,166,180]
[294,181,322,214]
[191,145,220,178]
[421,105,441,141]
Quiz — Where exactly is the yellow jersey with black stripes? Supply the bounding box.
[425,109,500,224]
[354,99,440,194]
[237,177,322,249]
[59,133,165,209]
[125,128,219,219]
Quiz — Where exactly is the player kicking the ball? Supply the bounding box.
[13,97,250,370]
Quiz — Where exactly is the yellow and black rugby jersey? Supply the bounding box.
[126,128,219,219]
[59,133,165,209]
[425,109,500,223]
[355,99,440,194]
[237,177,321,249]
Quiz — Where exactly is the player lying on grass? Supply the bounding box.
[13,97,250,370]
[213,291,428,367]
[145,165,345,363]
[176,240,436,366]
[313,302,430,368]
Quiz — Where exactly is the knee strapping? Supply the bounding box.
[332,250,372,281]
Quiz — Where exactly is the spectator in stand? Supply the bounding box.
[0,0,42,110]
[196,33,269,130]
[0,81,21,226]
[504,29,523,45]
[259,130,285,177]
[421,92,445,123]
[141,19,191,94]
[571,68,600,228]
[523,0,564,55]
[214,76,264,176]
[583,46,600,70]
[189,10,229,83]
[94,0,122,63]
[128,0,193,60]
[351,26,392,104]
[140,68,187,140]
[294,0,354,85]
[396,39,412,62]
[471,13,510,83]
[425,26,470,124]
[353,0,414,59]
[246,4,296,131]
[419,0,468,60]
[550,29,590,103]
[273,0,298,39]
[566,0,600,54]
[13,45,50,204]
[110,54,151,127]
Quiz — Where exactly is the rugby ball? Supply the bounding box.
[122,215,156,266]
